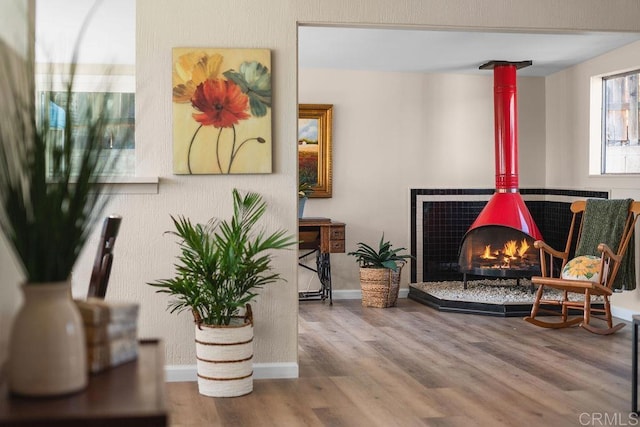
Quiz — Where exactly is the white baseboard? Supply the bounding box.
[165,362,298,382]
[331,289,362,300]
[332,288,409,300]
[165,365,196,382]
[253,362,299,379]
[612,305,638,322]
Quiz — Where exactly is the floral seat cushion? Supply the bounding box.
[561,255,601,282]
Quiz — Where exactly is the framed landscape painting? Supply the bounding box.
[298,104,333,198]
[172,47,272,174]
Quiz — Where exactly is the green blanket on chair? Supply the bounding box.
[575,198,636,291]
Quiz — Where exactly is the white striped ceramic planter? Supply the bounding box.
[195,317,253,397]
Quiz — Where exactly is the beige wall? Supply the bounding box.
[299,68,546,291]
[0,0,31,382]
[545,40,640,313]
[2,0,640,373]
[0,0,29,57]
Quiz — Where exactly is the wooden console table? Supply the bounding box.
[298,217,346,305]
[0,340,167,426]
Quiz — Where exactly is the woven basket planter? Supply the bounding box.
[194,309,253,397]
[359,265,403,308]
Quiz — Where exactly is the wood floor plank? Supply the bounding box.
[165,382,222,427]
[166,299,636,426]
[250,380,325,427]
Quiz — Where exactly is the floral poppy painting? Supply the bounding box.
[172,48,272,174]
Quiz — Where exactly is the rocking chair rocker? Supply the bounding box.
[524,199,639,335]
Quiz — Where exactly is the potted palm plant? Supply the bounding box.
[348,234,414,308]
[0,31,123,395]
[148,188,296,397]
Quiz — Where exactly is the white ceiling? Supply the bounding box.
[33,5,640,76]
[298,26,640,77]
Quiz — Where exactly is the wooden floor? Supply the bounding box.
[166,298,635,426]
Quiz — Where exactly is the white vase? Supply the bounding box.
[195,317,253,397]
[298,197,307,218]
[8,281,88,396]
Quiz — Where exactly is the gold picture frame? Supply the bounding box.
[298,104,333,198]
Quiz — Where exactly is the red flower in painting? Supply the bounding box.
[191,79,250,128]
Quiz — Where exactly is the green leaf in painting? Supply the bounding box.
[223,61,271,117]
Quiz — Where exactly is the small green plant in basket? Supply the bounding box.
[349,234,415,308]
[348,233,414,271]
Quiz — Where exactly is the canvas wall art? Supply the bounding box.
[172,48,272,174]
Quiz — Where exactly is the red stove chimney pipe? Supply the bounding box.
[467,60,543,240]
[492,63,519,191]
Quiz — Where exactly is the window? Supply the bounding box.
[602,70,640,174]
[36,0,135,177]
[39,89,135,176]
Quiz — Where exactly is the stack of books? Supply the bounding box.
[75,298,140,374]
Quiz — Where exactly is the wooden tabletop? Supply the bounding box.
[0,340,167,427]
[299,217,332,225]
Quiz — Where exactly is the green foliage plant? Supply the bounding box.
[148,189,297,326]
[348,234,414,272]
[298,181,313,198]
[0,7,121,283]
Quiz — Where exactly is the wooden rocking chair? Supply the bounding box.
[524,199,639,335]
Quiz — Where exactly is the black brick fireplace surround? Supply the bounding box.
[410,188,609,284]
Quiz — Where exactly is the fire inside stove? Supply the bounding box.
[458,226,540,278]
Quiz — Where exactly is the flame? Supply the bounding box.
[474,237,533,268]
[503,240,518,258]
[518,239,530,257]
[481,245,497,259]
